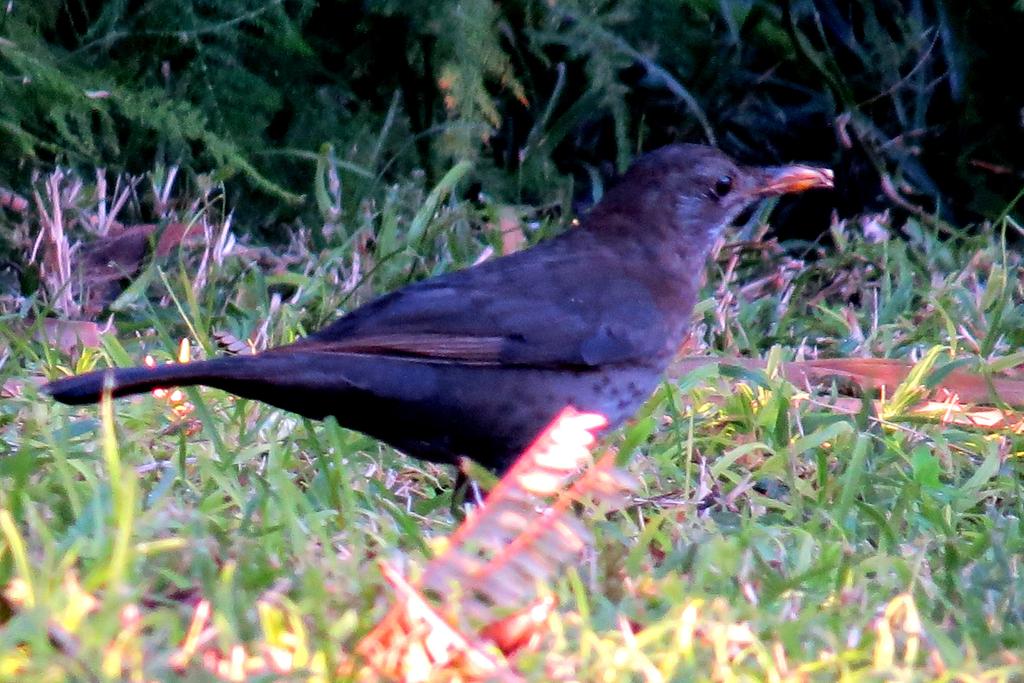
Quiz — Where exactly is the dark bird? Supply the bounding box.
[44,145,832,474]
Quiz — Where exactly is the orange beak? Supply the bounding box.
[751,165,834,197]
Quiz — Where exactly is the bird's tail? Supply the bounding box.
[43,357,257,406]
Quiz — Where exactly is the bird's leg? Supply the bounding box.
[451,468,470,520]
[450,464,488,519]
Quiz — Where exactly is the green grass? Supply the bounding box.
[2,165,1024,681]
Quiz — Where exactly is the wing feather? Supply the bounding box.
[277,230,674,368]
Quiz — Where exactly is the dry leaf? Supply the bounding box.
[669,354,1024,431]
[360,408,638,681]
[77,222,201,314]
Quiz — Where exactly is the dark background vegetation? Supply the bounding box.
[2,0,1022,239]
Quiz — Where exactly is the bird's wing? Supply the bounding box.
[278,234,673,369]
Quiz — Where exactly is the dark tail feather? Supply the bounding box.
[43,357,249,405]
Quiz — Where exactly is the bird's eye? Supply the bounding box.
[713,175,734,197]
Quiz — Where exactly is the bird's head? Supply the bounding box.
[591,144,833,243]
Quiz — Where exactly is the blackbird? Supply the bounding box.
[44,144,832,474]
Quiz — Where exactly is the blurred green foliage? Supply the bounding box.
[0,0,1021,229]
